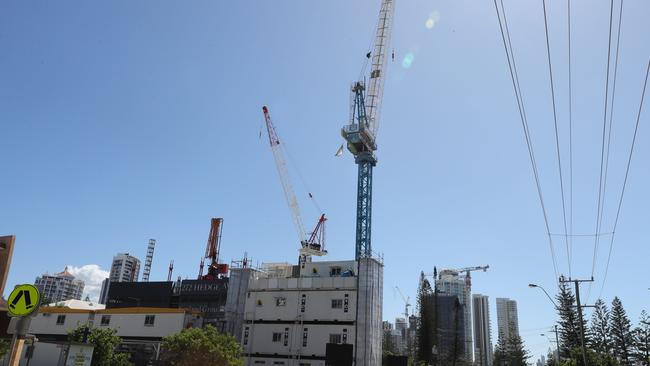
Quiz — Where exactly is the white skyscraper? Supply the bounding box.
[436,269,473,362]
[109,253,141,282]
[98,253,141,304]
[472,294,493,366]
[34,267,85,303]
[496,298,519,341]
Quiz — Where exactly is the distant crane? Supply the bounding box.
[142,239,156,282]
[394,286,411,320]
[341,0,395,260]
[427,265,490,293]
[262,106,327,265]
[198,218,228,280]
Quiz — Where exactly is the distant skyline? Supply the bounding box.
[2,0,649,359]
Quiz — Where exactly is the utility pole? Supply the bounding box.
[549,325,561,365]
[559,276,593,366]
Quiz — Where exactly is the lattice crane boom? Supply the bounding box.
[263,106,307,243]
[395,286,411,319]
[365,0,395,139]
[341,0,395,260]
[262,106,327,258]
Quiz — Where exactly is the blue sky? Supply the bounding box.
[1,0,649,360]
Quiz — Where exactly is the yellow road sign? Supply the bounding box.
[7,284,40,317]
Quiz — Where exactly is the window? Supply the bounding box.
[243,327,250,346]
[144,315,155,326]
[275,297,286,307]
[100,315,111,326]
[330,267,341,276]
[300,294,306,313]
[253,361,266,364]
[272,332,282,342]
[329,334,342,344]
[56,315,66,325]
[331,299,343,309]
[257,299,263,306]
[273,362,285,365]
[302,328,308,347]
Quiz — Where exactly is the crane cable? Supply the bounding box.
[494,0,559,281]
[598,59,650,299]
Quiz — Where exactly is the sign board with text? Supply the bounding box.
[66,344,94,366]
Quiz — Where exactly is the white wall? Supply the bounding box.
[245,289,356,322]
[243,323,354,357]
[29,312,93,335]
[24,310,196,339]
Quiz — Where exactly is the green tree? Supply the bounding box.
[415,272,434,364]
[633,310,650,365]
[560,347,619,366]
[590,299,612,356]
[0,339,10,359]
[556,281,584,358]
[610,297,634,365]
[505,333,530,366]
[383,325,396,356]
[161,325,243,366]
[68,325,132,366]
[493,336,507,366]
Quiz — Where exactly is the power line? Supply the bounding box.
[494,0,559,280]
[542,0,571,277]
[567,0,574,275]
[590,0,616,282]
[598,59,650,298]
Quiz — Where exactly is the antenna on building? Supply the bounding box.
[167,260,174,281]
[143,239,156,282]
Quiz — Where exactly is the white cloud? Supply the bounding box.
[66,264,109,302]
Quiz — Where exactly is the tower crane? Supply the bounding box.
[198,218,228,280]
[341,0,395,260]
[426,265,490,293]
[394,286,411,320]
[262,106,327,265]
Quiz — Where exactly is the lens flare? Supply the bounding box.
[425,11,441,29]
[402,53,414,69]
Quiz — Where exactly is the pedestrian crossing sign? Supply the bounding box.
[7,284,41,317]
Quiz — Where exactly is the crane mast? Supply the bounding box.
[198,218,225,280]
[262,106,327,261]
[342,0,395,260]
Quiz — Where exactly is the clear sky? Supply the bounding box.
[1,0,649,360]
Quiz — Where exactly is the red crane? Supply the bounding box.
[198,218,228,280]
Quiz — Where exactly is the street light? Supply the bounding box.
[528,283,558,309]
[541,332,561,365]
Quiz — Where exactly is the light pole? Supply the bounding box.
[529,284,561,364]
[541,331,560,365]
[528,284,558,309]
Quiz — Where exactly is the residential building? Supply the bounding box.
[472,294,493,366]
[240,258,383,366]
[394,317,408,354]
[4,301,202,366]
[436,269,472,362]
[0,235,16,296]
[496,298,519,341]
[110,253,141,282]
[34,267,85,303]
[98,253,142,304]
[98,278,110,304]
[434,294,466,363]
